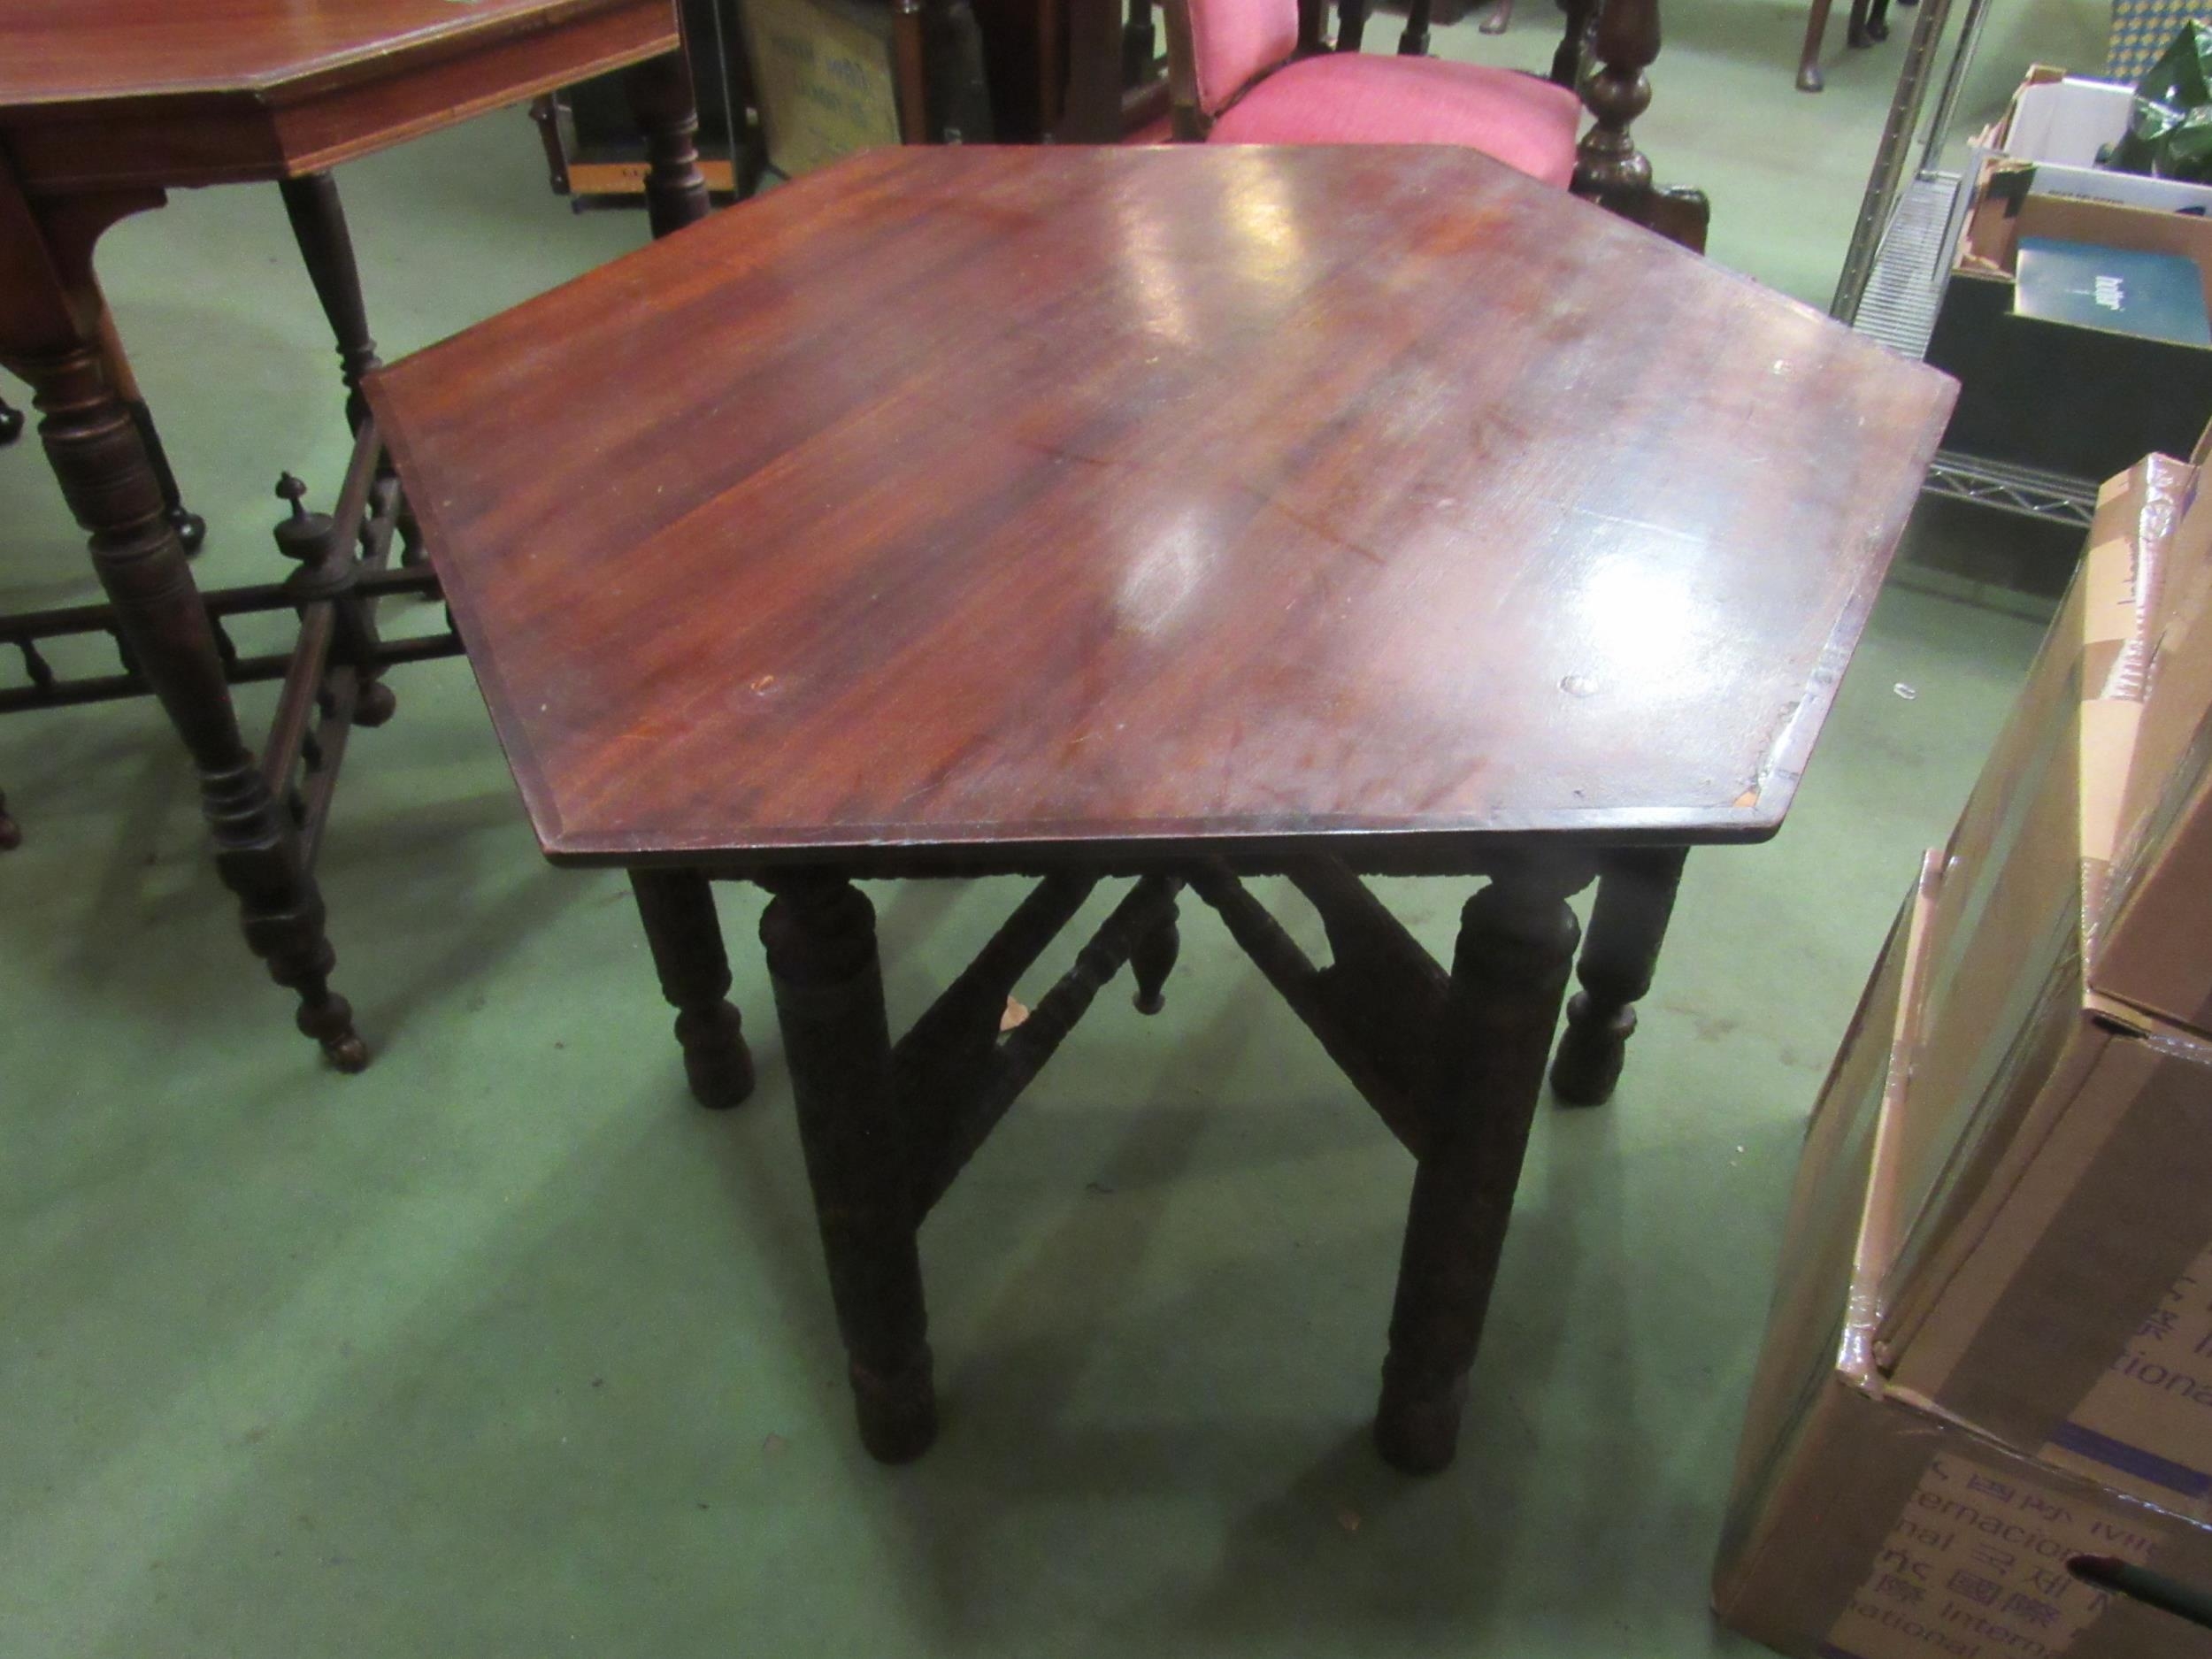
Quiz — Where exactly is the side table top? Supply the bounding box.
[370,144,1956,869]
[0,0,630,107]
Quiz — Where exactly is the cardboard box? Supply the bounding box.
[1925,191,2212,481]
[1885,459,2185,1248]
[1847,457,2212,1513]
[2101,430,2212,1036]
[1976,68,2212,217]
[1718,1261,2212,1659]
[1728,856,1941,1521]
[1715,860,2212,1659]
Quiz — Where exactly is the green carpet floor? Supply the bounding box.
[0,4,2111,1652]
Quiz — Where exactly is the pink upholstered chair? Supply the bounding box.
[1160,0,1709,251]
[1161,0,1581,186]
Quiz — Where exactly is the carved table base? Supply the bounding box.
[627,852,1645,1474]
[0,50,713,1059]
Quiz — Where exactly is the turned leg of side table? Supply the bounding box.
[94,299,206,553]
[624,49,715,238]
[277,170,441,572]
[1548,846,1687,1107]
[278,171,380,434]
[628,866,755,1110]
[8,338,365,1069]
[760,872,938,1463]
[0,393,23,442]
[1374,863,1583,1475]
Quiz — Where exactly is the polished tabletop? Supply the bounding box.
[0,0,678,192]
[369,144,1955,868]
[0,0,621,106]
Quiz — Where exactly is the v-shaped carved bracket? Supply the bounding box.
[741,851,1601,1469]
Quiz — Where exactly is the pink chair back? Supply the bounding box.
[1180,0,1302,115]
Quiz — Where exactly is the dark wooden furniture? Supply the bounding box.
[979,0,1171,142]
[532,0,767,204]
[369,144,1954,1472]
[0,0,711,1067]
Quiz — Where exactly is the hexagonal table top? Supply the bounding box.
[368,144,1955,869]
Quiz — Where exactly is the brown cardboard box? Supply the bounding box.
[1717,1278,2212,1659]
[1865,458,2212,1512]
[1727,855,1940,1525]
[2101,427,2212,1039]
[1717,849,2212,1655]
[1715,861,2212,1658]
[1884,458,2185,1258]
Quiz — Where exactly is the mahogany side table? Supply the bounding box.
[0,0,711,1068]
[370,145,1955,1473]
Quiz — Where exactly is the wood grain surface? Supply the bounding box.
[0,0,681,190]
[0,0,647,104]
[369,143,1956,868]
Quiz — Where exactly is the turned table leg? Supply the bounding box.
[8,338,365,1070]
[1548,846,1686,1107]
[629,866,755,1110]
[1374,863,1583,1474]
[624,49,715,238]
[0,393,22,443]
[760,872,937,1463]
[278,172,380,434]
[95,301,205,554]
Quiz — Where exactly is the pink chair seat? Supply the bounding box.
[1207,55,1580,188]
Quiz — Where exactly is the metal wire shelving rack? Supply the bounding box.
[1831,0,2101,528]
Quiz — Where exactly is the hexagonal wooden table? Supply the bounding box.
[369,143,1955,1473]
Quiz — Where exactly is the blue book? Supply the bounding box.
[2015,237,2212,347]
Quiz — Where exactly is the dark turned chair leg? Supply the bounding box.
[1131,893,1179,1013]
[10,339,364,1070]
[624,49,716,237]
[1548,846,1686,1107]
[1573,0,1711,253]
[0,788,19,850]
[1848,0,1888,46]
[1374,862,1584,1474]
[629,866,756,1110]
[1798,0,1835,88]
[1334,0,1370,52]
[1551,0,1596,87]
[761,872,937,1463]
[1396,0,1434,58]
[0,394,21,443]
